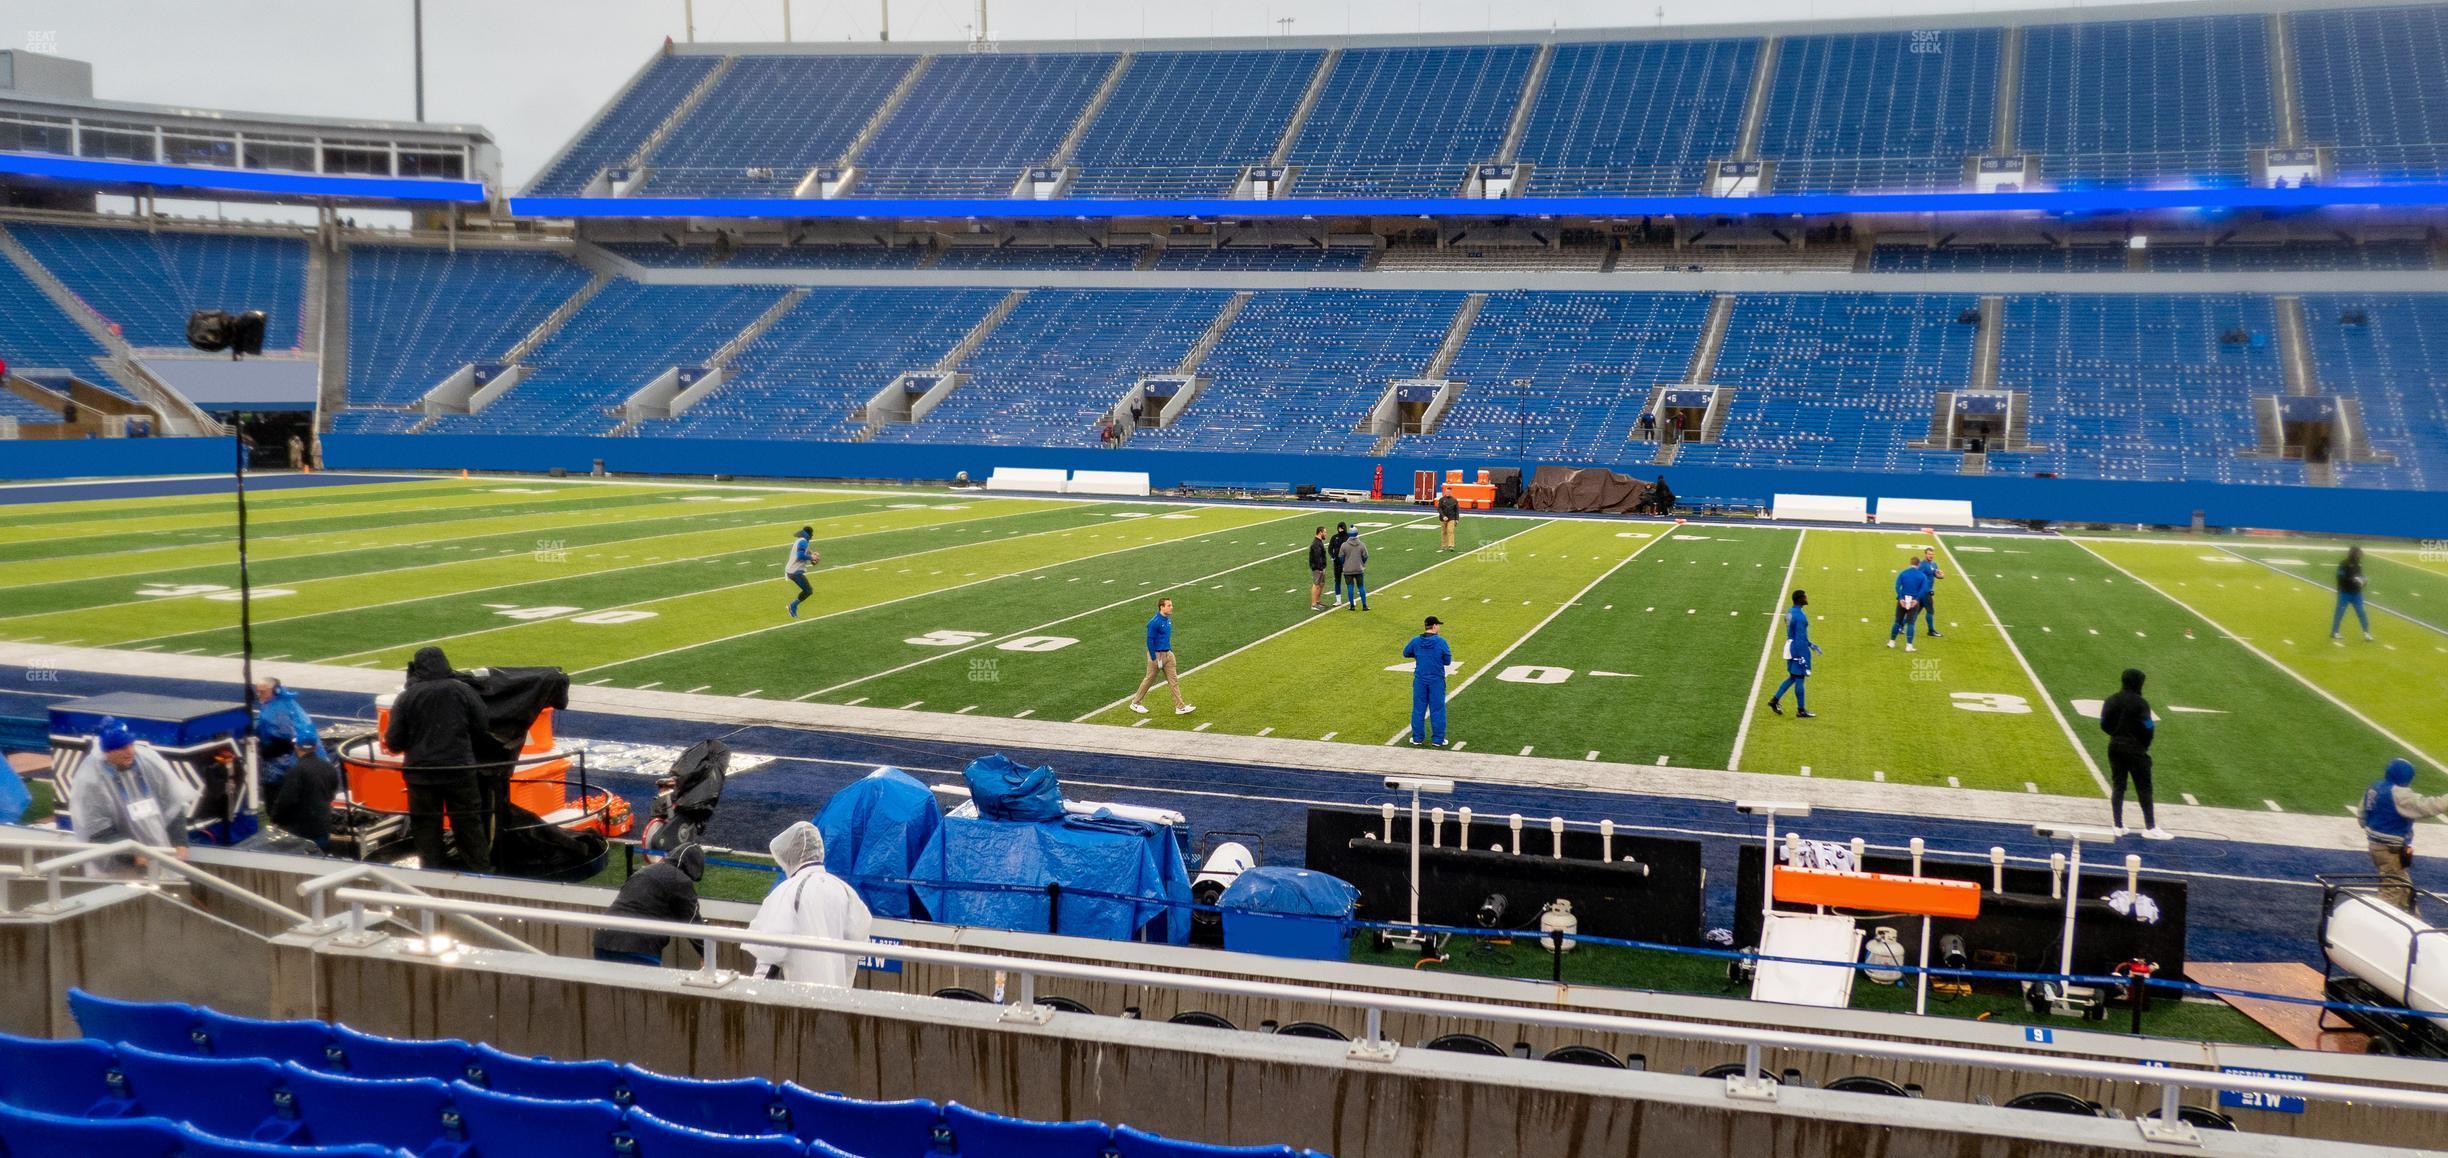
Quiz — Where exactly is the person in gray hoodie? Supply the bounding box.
[1337,529,1371,611]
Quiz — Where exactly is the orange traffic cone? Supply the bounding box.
[460,468,470,478]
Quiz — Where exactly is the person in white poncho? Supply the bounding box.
[747,821,873,988]
[66,719,200,873]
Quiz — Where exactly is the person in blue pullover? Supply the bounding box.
[1768,590,1819,719]
[1128,597,1194,716]
[1916,546,1944,639]
[1889,558,1933,651]
[1403,616,1456,746]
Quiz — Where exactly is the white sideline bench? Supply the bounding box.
[1067,470,1152,497]
[984,467,1069,493]
[1876,497,1977,528]
[1771,493,1870,524]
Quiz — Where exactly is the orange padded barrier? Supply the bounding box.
[1771,866,1983,919]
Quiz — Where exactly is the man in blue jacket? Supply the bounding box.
[2362,757,2448,912]
[1403,616,1455,746]
[1768,590,1819,719]
[1916,546,1944,639]
[1889,559,1933,652]
[1128,597,1194,716]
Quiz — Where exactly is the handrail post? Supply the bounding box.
[2137,1078,2200,1145]
[1348,1006,1395,1062]
[1725,1042,1778,1101]
[682,932,736,989]
[1000,970,1052,1025]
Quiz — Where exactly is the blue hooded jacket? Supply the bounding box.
[2363,758,2420,845]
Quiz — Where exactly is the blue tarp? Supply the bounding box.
[912,811,1192,944]
[1219,866,1359,917]
[815,767,943,919]
[963,753,1065,822]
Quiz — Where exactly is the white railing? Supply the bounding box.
[322,885,2448,1144]
[2,834,307,929]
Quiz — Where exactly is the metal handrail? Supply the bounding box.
[23,837,310,928]
[327,886,2448,1133]
[294,864,543,956]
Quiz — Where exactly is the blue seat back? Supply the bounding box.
[279,1064,454,1153]
[778,1084,943,1156]
[0,1102,182,1158]
[114,1043,297,1144]
[623,1108,805,1158]
[943,1103,1112,1158]
[197,1008,339,1068]
[448,1082,625,1157]
[67,989,204,1055]
[468,1041,624,1102]
[0,1032,129,1117]
[171,1123,404,1157]
[1114,1125,1299,1157]
[329,1024,475,1081]
[619,1064,785,1136]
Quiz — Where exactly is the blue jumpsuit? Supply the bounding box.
[1771,604,1814,712]
[1403,633,1454,745]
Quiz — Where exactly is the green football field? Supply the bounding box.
[7,475,2445,818]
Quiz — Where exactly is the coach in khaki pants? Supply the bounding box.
[1437,489,1461,551]
[1128,597,1194,716]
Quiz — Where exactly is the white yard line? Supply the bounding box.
[2070,538,2448,776]
[1070,520,1549,723]
[803,511,1331,698]
[1727,529,1808,772]
[1941,533,2112,798]
[1378,524,1670,745]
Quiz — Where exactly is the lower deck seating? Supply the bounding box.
[1676,293,1979,475]
[1998,294,2284,484]
[1133,290,1460,456]
[0,990,1313,1158]
[1422,291,1713,459]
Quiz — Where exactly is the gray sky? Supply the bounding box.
[7,0,2197,189]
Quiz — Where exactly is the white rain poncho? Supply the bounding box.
[747,821,874,988]
[67,742,199,856]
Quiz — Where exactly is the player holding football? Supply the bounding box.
[1889,557,1932,652]
[783,526,819,618]
[1768,589,1819,718]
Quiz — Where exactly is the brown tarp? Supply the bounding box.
[1520,465,1654,514]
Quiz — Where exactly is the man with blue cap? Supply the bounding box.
[66,719,201,867]
[2361,757,2448,912]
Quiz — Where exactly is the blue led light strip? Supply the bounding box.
[0,151,488,203]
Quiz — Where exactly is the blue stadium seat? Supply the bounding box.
[618,1064,787,1137]
[0,1032,131,1117]
[529,54,723,195]
[467,1042,625,1102]
[1113,1125,1299,1157]
[0,1103,181,1158]
[447,1083,627,1157]
[113,1043,303,1145]
[68,990,205,1055]
[776,1084,942,1157]
[197,1008,339,1068]
[277,1065,455,1154]
[622,1108,804,1158]
[169,1123,406,1158]
[941,1103,1111,1158]
[327,1025,475,1082]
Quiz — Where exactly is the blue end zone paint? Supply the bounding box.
[0,471,425,505]
[319,433,2448,539]
[509,181,2448,221]
[0,151,487,202]
[0,665,2417,968]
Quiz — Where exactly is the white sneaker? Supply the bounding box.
[1905,643,1917,653]
[2141,828,2175,841]
[2365,632,2375,642]
[1175,704,1196,715]
[2332,636,2345,647]
[1887,638,1897,649]
[2112,826,2129,838]
[1129,702,1149,715]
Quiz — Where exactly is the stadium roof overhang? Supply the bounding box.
[509,184,2448,222]
[0,150,488,204]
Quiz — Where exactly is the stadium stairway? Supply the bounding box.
[0,991,1317,1158]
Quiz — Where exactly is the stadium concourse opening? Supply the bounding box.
[9,0,2448,1153]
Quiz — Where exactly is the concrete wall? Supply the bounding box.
[319,433,2448,538]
